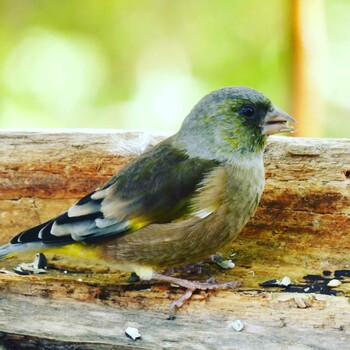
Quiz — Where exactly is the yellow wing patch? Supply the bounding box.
[128,217,152,231]
[44,242,103,259]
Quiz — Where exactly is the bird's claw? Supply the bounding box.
[151,272,241,319]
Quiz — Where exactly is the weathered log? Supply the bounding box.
[0,132,349,271]
[0,131,349,349]
[1,291,349,349]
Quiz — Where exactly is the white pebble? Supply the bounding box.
[125,326,141,340]
[228,320,245,332]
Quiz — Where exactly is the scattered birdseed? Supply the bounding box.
[33,253,47,269]
[260,276,291,287]
[259,279,280,287]
[280,276,291,287]
[13,253,48,275]
[334,270,350,278]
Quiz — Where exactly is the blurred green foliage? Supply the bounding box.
[0,0,291,131]
[324,0,350,138]
[1,1,349,137]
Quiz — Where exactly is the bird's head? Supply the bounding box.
[176,86,295,162]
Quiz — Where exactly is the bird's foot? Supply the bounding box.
[151,272,241,320]
[162,254,235,278]
[128,262,211,283]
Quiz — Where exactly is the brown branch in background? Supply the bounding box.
[292,0,327,136]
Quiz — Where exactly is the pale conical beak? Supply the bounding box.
[261,106,296,136]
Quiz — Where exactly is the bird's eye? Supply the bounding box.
[240,105,256,118]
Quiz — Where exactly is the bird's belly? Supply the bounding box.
[102,212,229,269]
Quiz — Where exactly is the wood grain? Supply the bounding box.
[1,286,349,349]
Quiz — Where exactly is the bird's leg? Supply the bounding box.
[163,253,235,278]
[151,272,241,319]
[128,254,235,283]
[163,262,211,278]
[127,265,211,283]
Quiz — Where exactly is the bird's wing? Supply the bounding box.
[11,141,219,245]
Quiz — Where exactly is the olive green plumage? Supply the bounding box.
[0,86,294,280]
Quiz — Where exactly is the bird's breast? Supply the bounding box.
[223,159,265,234]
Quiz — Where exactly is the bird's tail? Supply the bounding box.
[0,242,43,260]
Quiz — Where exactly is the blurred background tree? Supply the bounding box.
[0,0,348,137]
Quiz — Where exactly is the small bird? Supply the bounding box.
[0,87,295,317]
